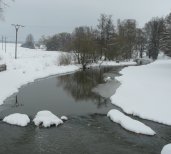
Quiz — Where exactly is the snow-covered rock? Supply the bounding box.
[111,59,171,125]
[61,116,68,121]
[107,109,156,135]
[3,113,30,127]
[161,144,171,154]
[33,110,63,128]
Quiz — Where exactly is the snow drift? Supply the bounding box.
[107,109,155,135]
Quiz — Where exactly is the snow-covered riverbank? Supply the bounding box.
[111,57,171,126]
[0,43,80,105]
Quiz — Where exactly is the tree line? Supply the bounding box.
[37,12,171,68]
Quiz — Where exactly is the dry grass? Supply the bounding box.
[58,53,72,66]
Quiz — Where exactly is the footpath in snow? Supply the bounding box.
[110,57,171,126]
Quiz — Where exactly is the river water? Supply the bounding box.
[0,66,170,154]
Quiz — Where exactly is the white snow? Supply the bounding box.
[161,144,171,154]
[111,58,171,125]
[90,60,136,67]
[3,113,30,127]
[61,116,68,121]
[107,109,156,135]
[0,43,79,105]
[33,110,63,127]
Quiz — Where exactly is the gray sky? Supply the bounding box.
[0,0,171,42]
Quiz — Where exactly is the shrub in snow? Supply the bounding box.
[161,144,171,154]
[107,109,156,136]
[33,110,63,128]
[58,54,72,66]
[3,113,30,127]
[61,116,68,121]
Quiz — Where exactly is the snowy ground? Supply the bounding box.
[111,57,171,126]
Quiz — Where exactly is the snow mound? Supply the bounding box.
[61,116,68,121]
[107,109,156,135]
[3,113,30,127]
[33,110,63,128]
[161,144,171,154]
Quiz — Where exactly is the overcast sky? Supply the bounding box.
[0,0,171,42]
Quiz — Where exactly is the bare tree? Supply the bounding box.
[0,0,14,19]
[21,34,35,49]
[145,17,165,60]
[97,14,115,60]
[136,28,146,58]
[160,13,171,56]
[115,19,137,60]
[70,26,99,70]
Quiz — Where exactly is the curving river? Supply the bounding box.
[0,66,170,154]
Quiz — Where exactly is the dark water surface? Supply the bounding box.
[0,66,171,154]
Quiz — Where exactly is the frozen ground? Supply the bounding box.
[111,57,171,125]
[107,109,155,135]
[3,113,30,127]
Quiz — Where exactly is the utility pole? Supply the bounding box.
[11,24,24,59]
[5,37,6,53]
[2,36,3,50]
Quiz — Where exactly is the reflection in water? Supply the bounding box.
[57,67,120,108]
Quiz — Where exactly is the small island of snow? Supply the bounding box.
[3,113,30,127]
[161,144,171,154]
[33,110,63,128]
[61,116,68,121]
[107,109,156,136]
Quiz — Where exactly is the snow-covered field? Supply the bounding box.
[0,43,79,105]
[111,57,171,126]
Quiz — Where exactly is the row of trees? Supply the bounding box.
[39,12,171,68]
